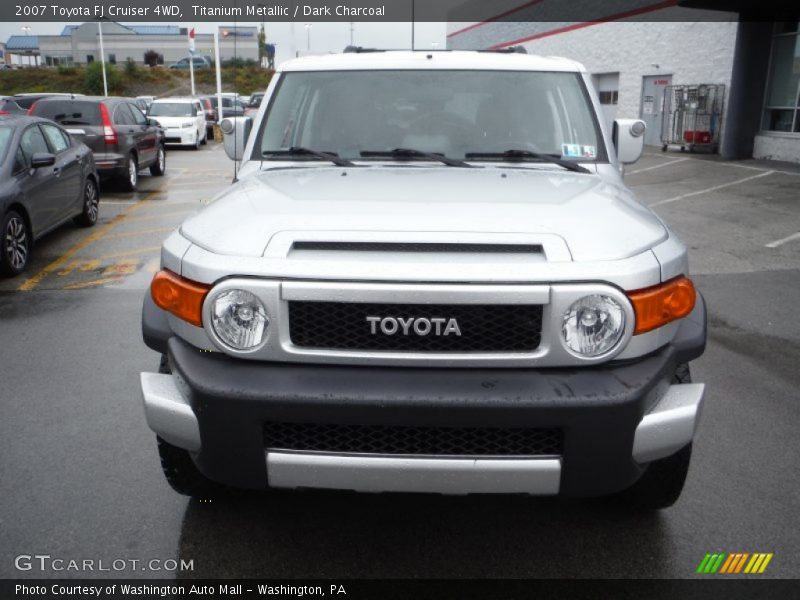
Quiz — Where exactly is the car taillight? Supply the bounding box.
[627,276,696,335]
[26,101,39,115]
[150,269,211,327]
[99,102,118,145]
[0,110,9,116]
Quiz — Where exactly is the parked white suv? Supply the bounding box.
[148,97,207,149]
[140,50,706,510]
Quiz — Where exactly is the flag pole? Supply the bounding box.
[188,28,196,96]
[97,20,108,96]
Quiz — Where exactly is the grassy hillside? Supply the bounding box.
[0,63,274,98]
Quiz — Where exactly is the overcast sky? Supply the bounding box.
[0,22,447,65]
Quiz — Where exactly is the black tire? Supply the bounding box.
[618,363,694,510]
[673,363,692,384]
[1,209,30,277]
[149,145,166,176]
[157,436,218,497]
[620,443,692,510]
[200,130,207,146]
[73,177,99,227]
[121,154,138,191]
[192,131,200,150]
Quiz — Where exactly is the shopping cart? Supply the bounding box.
[661,84,725,153]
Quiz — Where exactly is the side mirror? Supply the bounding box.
[147,118,160,127]
[612,119,646,165]
[220,116,252,161]
[31,152,56,168]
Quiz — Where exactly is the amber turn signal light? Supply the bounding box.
[150,270,211,328]
[627,276,696,335]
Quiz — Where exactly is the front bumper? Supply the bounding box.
[140,293,706,496]
[163,128,197,145]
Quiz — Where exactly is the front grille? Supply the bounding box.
[288,302,543,352]
[264,422,563,456]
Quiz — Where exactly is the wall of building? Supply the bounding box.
[448,21,738,151]
[36,26,258,67]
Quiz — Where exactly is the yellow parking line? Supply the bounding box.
[113,227,174,239]
[63,276,124,290]
[125,211,193,223]
[97,246,161,260]
[18,189,159,291]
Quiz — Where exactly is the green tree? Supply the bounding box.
[84,61,121,95]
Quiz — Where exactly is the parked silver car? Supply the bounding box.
[140,50,706,510]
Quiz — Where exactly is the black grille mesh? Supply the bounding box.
[288,302,543,352]
[264,422,563,456]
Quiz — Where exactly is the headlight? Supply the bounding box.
[210,289,269,350]
[182,122,193,129]
[561,295,625,357]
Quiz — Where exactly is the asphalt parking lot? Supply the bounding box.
[1,144,798,580]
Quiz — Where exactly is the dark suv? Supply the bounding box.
[30,97,166,191]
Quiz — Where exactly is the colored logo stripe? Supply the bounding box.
[698,552,773,574]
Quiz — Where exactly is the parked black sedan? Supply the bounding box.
[0,115,99,277]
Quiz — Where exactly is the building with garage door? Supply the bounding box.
[447,1,800,163]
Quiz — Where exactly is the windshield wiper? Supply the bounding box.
[465,149,591,173]
[262,146,355,167]
[360,148,473,168]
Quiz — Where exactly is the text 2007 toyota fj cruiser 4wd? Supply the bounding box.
[141,50,706,509]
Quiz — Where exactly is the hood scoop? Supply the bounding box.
[290,241,544,254]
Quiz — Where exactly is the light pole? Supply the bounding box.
[20,26,31,67]
[304,23,312,52]
[349,22,354,46]
[97,20,108,96]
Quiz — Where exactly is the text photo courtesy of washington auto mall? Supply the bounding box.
[1,0,799,598]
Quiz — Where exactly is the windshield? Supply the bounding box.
[257,70,603,162]
[248,93,264,108]
[31,101,101,125]
[149,103,194,117]
[0,126,12,162]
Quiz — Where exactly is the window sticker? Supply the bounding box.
[562,144,596,159]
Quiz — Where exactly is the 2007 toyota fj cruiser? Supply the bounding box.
[141,50,706,509]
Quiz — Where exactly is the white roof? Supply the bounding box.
[152,97,200,103]
[280,50,585,73]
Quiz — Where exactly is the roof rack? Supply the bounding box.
[479,46,528,54]
[343,46,387,53]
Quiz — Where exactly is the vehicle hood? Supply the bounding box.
[149,115,195,127]
[179,166,667,262]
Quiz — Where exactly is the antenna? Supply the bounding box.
[411,0,415,50]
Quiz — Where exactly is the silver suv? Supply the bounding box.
[140,50,706,510]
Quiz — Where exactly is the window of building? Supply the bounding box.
[763,21,800,133]
[108,54,116,65]
[598,91,618,105]
[86,54,94,63]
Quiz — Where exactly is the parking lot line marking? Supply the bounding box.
[97,246,161,260]
[124,211,193,223]
[17,189,159,291]
[628,157,689,174]
[648,171,775,208]
[113,227,174,239]
[62,276,124,290]
[765,232,800,248]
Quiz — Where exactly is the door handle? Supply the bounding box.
[53,167,61,177]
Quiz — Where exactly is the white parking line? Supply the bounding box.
[648,171,775,208]
[628,157,689,174]
[765,232,800,248]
